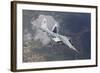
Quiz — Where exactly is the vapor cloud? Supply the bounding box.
[31,14,58,46]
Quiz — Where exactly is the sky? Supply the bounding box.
[23,9,91,62]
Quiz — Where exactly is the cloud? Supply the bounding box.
[31,14,58,46]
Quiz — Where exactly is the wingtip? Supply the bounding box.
[74,49,79,54]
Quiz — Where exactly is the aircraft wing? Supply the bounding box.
[58,34,79,53]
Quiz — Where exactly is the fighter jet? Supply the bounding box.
[40,17,78,53]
